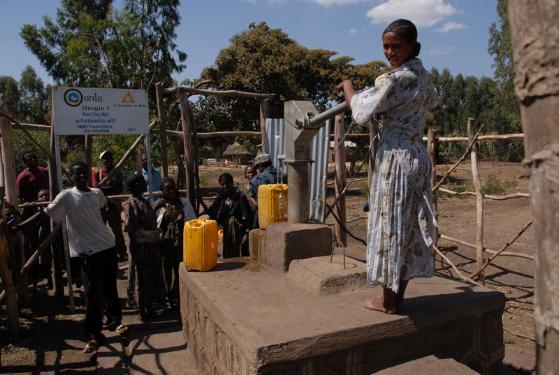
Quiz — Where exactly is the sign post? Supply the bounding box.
[52,87,150,309]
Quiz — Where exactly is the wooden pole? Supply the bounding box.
[259,99,271,148]
[467,118,484,285]
[49,129,64,300]
[178,94,195,208]
[0,101,30,303]
[0,103,18,208]
[333,114,347,246]
[156,83,169,178]
[427,129,438,246]
[85,135,93,185]
[508,1,559,372]
[0,232,18,337]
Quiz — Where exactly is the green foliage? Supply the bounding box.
[482,174,518,195]
[197,22,385,132]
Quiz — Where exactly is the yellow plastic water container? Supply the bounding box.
[183,219,218,271]
[258,184,288,229]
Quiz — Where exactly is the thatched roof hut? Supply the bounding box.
[223,141,251,165]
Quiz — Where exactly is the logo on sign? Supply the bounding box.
[121,91,135,104]
[64,89,83,107]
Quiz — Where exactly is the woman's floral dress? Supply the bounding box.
[351,58,438,293]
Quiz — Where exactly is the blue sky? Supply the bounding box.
[0,0,499,85]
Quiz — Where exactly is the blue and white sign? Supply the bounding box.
[52,87,149,135]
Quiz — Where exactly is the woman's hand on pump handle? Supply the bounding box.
[336,80,356,108]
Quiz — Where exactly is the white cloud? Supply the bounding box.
[428,46,454,56]
[349,28,358,35]
[240,0,256,3]
[311,0,363,6]
[366,0,460,27]
[435,21,466,32]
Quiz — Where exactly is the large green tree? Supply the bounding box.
[20,0,186,91]
[197,22,385,137]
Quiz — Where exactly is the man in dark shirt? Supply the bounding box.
[16,151,49,204]
[16,152,50,287]
[94,151,127,261]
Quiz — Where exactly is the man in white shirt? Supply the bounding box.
[17,161,127,353]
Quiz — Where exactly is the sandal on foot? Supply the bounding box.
[363,300,398,314]
[83,339,99,354]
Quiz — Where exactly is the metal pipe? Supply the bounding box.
[308,102,348,127]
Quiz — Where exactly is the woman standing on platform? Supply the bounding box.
[338,19,438,314]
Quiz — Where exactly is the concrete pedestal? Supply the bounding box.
[179,262,504,375]
[260,222,332,272]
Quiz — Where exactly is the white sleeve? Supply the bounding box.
[44,191,67,223]
[350,74,396,124]
[98,190,107,209]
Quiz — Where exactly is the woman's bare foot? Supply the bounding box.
[364,298,397,314]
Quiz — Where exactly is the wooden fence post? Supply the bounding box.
[509,1,559,371]
[156,83,169,178]
[427,128,438,246]
[467,118,484,284]
[259,99,270,149]
[85,134,93,184]
[48,129,65,300]
[334,114,347,246]
[179,94,196,208]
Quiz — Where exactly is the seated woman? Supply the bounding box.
[123,175,165,320]
[154,177,196,308]
[207,173,252,258]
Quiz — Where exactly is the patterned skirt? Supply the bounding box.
[367,135,436,292]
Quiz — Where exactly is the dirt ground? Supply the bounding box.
[0,161,536,373]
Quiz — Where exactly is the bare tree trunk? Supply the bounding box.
[508,1,559,373]
[179,94,196,209]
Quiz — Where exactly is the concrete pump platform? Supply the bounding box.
[179,259,504,375]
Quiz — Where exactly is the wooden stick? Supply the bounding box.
[164,87,275,99]
[12,122,50,132]
[427,128,438,247]
[438,187,530,200]
[334,114,347,246]
[178,94,196,208]
[161,129,261,139]
[471,221,533,280]
[432,125,484,193]
[0,231,18,336]
[468,118,485,284]
[98,119,158,186]
[259,98,271,149]
[439,233,535,260]
[156,83,169,178]
[433,245,484,287]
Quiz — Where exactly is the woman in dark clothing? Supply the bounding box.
[207,173,252,258]
[123,175,164,320]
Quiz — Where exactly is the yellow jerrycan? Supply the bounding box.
[257,184,288,229]
[183,219,218,271]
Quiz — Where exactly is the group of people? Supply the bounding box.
[13,17,437,355]
[14,151,194,353]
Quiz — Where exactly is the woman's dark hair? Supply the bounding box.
[218,173,234,184]
[126,174,146,192]
[383,19,421,58]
